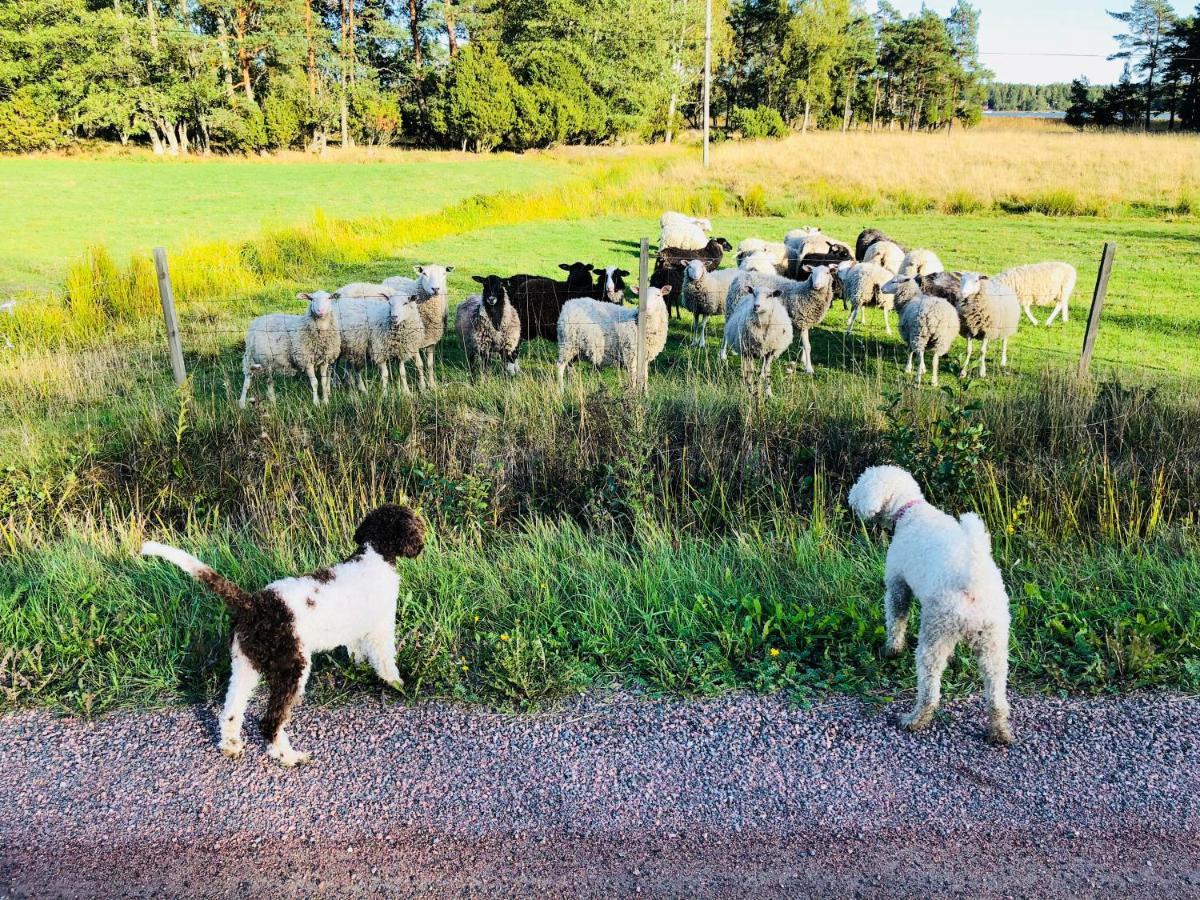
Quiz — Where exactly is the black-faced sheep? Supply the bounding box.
[855,228,908,262]
[456,275,522,377]
[652,237,732,318]
[508,262,597,342]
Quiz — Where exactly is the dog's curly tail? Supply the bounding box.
[957,513,993,558]
[141,540,254,614]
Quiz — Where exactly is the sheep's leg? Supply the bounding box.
[1023,303,1039,326]
[505,350,519,377]
[424,346,438,387]
[319,365,331,404]
[961,338,973,377]
[1045,300,1064,326]
[760,355,774,398]
[978,338,989,378]
[378,360,390,395]
[845,304,860,334]
[801,329,814,375]
[238,372,253,409]
[1001,338,1009,368]
[556,360,568,391]
[412,351,427,391]
[266,376,277,404]
[883,309,892,336]
[306,366,320,406]
[1061,298,1069,323]
[397,359,411,395]
[930,352,941,387]
[905,351,914,375]
[916,351,926,385]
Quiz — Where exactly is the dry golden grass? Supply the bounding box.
[659,126,1200,214]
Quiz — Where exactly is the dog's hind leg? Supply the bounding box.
[883,576,913,657]
[219,640,259,759]
[262,660,311,767]
[901,623,956,732]
[360,624,403,690]
[976,624,1013,745]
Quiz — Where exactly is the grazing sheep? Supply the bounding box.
[862,240,905,274]
[660,221,709,252]
[956,273,1021,377]
[785,230,854,279]
[555,285,673,389]
[508,262,598,341]
[898,249,945,278]
[333,281,392,300]
[884,274,959,386]
[848,465,1013,745]
[855,228,908,262]
[456,275,521,376]
[993,262,1077,326]
[736,238,789,272]
[653,237,732,319]
[334,290,426,395]
[721,282,793,397]
[837,261,896,335]
[239,292,341,408]
[739,251,781,275]
[682,259,742,346]
[783,226,821,243]
[660,211,712,232]
[381,265,453,389]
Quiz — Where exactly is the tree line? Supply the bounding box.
[0,0,988,153]
[987,83,1082,112]
[1066,0,1200,130]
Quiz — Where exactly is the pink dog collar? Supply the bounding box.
[893,499,923,523]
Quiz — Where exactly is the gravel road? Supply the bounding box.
[2,691,1199,898]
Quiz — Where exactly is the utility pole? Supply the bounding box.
[702,0,712,168]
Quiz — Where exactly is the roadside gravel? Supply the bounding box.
[2,691,1198,898]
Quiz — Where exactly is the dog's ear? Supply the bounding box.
[353,505,425,563]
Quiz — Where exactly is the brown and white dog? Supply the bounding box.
[142,505,425,766]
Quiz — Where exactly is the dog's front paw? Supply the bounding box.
[987,722,1014,746]
[219,736,245,759]
[388,678,405,692]
[270,748,312,768]
[884,641,905,658]
[900,709,933,732]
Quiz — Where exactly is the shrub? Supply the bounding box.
[263,92,303,150]
[444,44,517,152]
[351,82,402,146]
[208,98,269,153]
[730,105,788,139]
[0,87,62,152]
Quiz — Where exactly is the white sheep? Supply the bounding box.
[455,275,521,376]
[661,211,712,232]
[992,262,1077,326]
[784,229,854,260]
[382,265,453,387]
[555,285,673,389]
[738,251,781,275]
[682,260,742,347]
[862,240,905,274]
[334,290,426,394]
[721,282,793,397]
[660,222,710,251]
[884,275,959,386]
[239,292,341,408]
[737,238,789,272]
[838,261,896,336]
[724,267,834,374]
[957,273,1021,377]
[898,249,945,278]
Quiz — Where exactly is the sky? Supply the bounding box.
[878,0,1129,84]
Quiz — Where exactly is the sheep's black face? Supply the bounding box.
[714,237,733,252]
[472,275,509,326]
[559,262,596,292]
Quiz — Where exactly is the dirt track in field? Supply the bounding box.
[2,692,1199,898]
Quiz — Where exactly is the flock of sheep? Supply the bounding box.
[237,211,1079,405]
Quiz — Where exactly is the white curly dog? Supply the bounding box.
[849,465,1013,745]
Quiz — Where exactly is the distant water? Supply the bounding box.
[985,110,1067,119]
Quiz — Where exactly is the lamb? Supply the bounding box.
[837,261,896,335]
[333,289,426,395]
[682,259,742,346]
[508,262,598,341]
[855,228,908,262]
[956,273,1021,377]
[555,285,673,389]
[456,275,521,377]
[380,265,453,389]
[721,282,793,397]
[736,238,789,272]
[884,274,959,386]
[862,240,905,274]
[898,249,945,278]
[239,291,341,408]
[652,237,732,319]
[992,262,1077,326]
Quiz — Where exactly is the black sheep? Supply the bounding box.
[652,237,732,318]
[506,262,597,342]
[855,228,908,262]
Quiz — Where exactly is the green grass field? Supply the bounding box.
[0,153,572,292]
[2,140,1199,715]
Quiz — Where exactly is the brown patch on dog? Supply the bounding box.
[310,567,335,584]
[306,597,316,608]
[352,505,425,564]
[230,588,306,743]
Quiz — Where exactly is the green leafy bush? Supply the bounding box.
[730,105,788,139]
[0,87,62,152]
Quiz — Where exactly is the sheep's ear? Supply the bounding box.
[472,275,486,284]
[658,285,672,297]
[297,292,312,301]
[558,263,571,271]
[616,268,630,277]
[630,285,639,296]
[445,266,455,273]
[414,265,425,275]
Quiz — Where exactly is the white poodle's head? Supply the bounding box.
[848,465,924,525]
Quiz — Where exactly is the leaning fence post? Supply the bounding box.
[635,237,650,395]
[153,247,187,387]
[1078,242,1116,377]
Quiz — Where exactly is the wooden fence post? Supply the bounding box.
[1078,242,1116,377]
[635,237,650,395]
[153,247,187,386]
